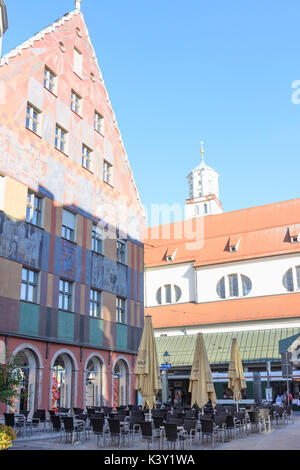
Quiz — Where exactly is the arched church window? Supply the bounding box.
[156,285,182,305]
[282,266,300,292]
[216,274,252,299]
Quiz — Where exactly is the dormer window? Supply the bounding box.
[164,248,177,262]
[228,236,240,253]
[289,225,300,243]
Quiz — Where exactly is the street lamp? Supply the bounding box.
[161,351,171,404]
[163,351,170,365]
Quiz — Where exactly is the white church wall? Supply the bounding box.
[145,262,195,307]
[196,252,300,303]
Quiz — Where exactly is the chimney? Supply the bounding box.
[0,0,8,57]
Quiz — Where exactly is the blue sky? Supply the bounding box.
[3,0,300,223]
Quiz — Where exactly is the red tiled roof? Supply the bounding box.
[145,293,300,328]
[145,198,300,268]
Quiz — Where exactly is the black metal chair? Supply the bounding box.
[140,421,156,450]
[128,416,142,446]
[108,418,129,448]
[164,423,186,450]
[50,415,63,442]
[183,418,198,449]
[200,418,219,448]
[91,418,105,446]
[63,416,85,444]
[4,413,26,437]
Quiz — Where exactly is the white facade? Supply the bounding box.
[145,252,300,309]
[145,262,195,307]
[196,252,300,303]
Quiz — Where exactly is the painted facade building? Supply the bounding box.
[145,155,300,404]
[0,4,144,415]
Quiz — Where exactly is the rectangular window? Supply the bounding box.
[116,297,126,324]
[73,48,83,76]
[55,125,67,153]
[228,274,239,297]
[44,66,57,94]
[103,160,113,185]
[26,191,42,227]
[26,103,40,134]
[62,209,76,242]
[82,145,92,170]
[59,279,73,311]
[90,289,102,318]
[117,239,127,264]
[71,90,82,115]
[94,111,104,135]
[21,268,38,303]
[92,224,103,254]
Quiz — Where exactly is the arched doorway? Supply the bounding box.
[112,358,130,408]
[51,352,76,412]
[12,347,40,413]
[85,355,105,407]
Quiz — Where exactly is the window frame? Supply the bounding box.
[216,273,252,299]
[58,279,73,312]
[26,191,43,227]
[116,296,127,324]
[94,111,104,135]
[71,89,82,115]
[55,124,68,154]
[117,238,127,265]
[26,103,41,135]
[92,224,103,255]
[283,266,300,292]
[89,288,102,318]
[44,66,57,94]
[21,267,39,303]
[62,209,76,242]
[82,144,92,171]
[103,160,113,185]
[156,284,182,305]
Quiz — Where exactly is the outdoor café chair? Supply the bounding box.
[199,418,219,448]
[91,417,105,446]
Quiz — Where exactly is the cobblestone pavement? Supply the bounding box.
[7,412,300,451]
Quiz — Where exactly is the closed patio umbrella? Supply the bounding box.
[188,333,217,409]
[134,315,162,410]
[228,338,246,410]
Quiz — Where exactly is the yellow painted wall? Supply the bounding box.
[3,176,27,220]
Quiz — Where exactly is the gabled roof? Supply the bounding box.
[0,8,145,218]
[145,198,300,268]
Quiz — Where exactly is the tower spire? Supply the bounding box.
[200,141,205,163]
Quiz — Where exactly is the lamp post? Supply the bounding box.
[161,351,171,404]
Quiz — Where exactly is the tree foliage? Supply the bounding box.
[0,355,24,405]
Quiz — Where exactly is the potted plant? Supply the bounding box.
[0,424,17,450]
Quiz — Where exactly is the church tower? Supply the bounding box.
[185,142,223,219]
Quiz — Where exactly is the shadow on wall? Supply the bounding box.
[0,184,144,355]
